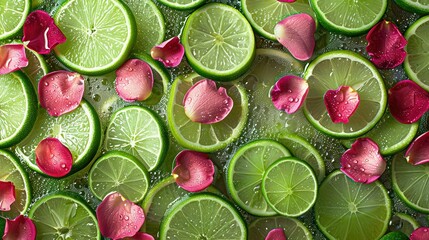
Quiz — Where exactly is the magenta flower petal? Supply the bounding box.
[274,13,316,61]
[265,228,287,240]
[38,70,85,117]
[405,131,429,165]
[411,227,429,240]
[151,36,184,68]
[96,192,145,240]
[270,75,309,114]
[278,0,296,2]
[388,80,429,124]
[366,20,407,69]
[115,59,154,102]
[172,150,215,192]
[324,86,360,124]
[122,232,155,240]
[0,181,15,211]
[35,137,73,178]
[183,79,233,124]
[0,44,29,75]
[3,215,36,240]
[340,138,386,184]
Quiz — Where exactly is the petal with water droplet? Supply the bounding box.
[411,227,429,240]
[35,137,72,178]
[265,228,287,240]
[121,232,155,240]
[324,86,360,124]
[405,131,429,165]
[0,44,28,75]
[115,59,154,102]
[270,75,309,114]
[0,181,15,211]
[3,215,36,240]
[151,36,184,68]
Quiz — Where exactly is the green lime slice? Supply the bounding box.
[303,50,387,138]
[21,48,49,91]
[315,170,391,240]
[159,193,247,240]
[54,0,136,75]
[15,99,101,176]
[0,150,31,219]
[395,0,429,14]
[226,139,291,216]
[0,0,30,40]
[389,213,420,236]
[88,151,150,202]
[167,72,248,152]
[309,0,387,36]
[157,0,205,10]
[104,105,168,171]
[181,3,255,81]
[248,216,312,240]
[29,192,101,239]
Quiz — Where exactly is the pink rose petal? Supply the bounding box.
[270,75,309,114]
[388,80,429,124]
[366,20,407,69]
[151,36,184,68]
[172,150,215,192]
[324,86,360,124]
[0,181,15,211]
[411,227,429,240]
[405,131,429,165]
[265,228,287,240]
[22,10,66,54]
[3,215,36,240]
[274,13,316,61]
[340,138,386,184]
[115,59,154,102]
[35,137,73,178]
[0,44,29,75]
[278,0,296,2]
[183,79,233,124]
[121,232,155,240]
[96,192,145,240]
[38,70,85,117]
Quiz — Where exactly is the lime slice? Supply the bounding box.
[54,0,136,75]
[226,139,291,216]
[29,192,101,239]
[167,73,248,152]
[104,105,168,171]
[15,100,101,175]
[159,193,247,240]
[395,0,429,14]
[181,3,255,81]
[0,0,30,40]
[21,48,49,91]
[309,0,387,36]
[0,150,31,219]
[389,213,420,236]
[88,151,150,202]
[315,170,391,240]
[157,0,205,10]
[303,50,387,138]
[248,216,312,240]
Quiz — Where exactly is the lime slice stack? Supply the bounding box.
[0,0,30,40]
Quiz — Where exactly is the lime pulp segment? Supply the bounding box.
[157,0,205,10]
[248,216,312,240]
[0,0,30,40]
[395,0,429,14]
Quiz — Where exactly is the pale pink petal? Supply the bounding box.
[183,79,233,124]
[278,0,296,2]
[115,59,154,102]
[270,75,309,114]
[0,44,28,75]
[324,86,360,124]
[405,131,429,165]
[3,215,36,240]
[151,36,184,68]
[265,228,287,240]
[0,181,15,211]
[121,232,155,240]
[411,227,429,240]
[35,137,73,178]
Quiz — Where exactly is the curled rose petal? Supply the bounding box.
[0,44,29,75]
[172,150,215,192]
[115,59,154,102]
[3,215,36,240]
[0,181,15,211]
[122,232,155,240]
[340,138,386,184]
[388,80,429,124]
[183,79,233,124]
[151,36,184,68]
[324,86,360,124]
[265,228,287,240]
[274,13,316,61]
[96,192,145,239]
[270,75,309,114]
[38,70,85,117]
[366,20,407,69]
[35,137,73,178]
[405,131,429,165]
[411,227,429,240]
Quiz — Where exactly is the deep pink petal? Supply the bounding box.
[96,192,145,240]
[411,227,429,240]
[0,181,15,211]
[38,70,85,117]
[0,44,29,75]
[265,228,287,240]
[172,150,215,192]
[340,138,386,184]
[183,79,233,124]
[115,59,154,102]
[22,10,66,54]
[405,131,429,165]
[388,80,429,124]
[324,86,360,124]
[274,13,316,61]
[366,20,407,69]
[121,232,155,240]
[278,0,296,2]
[3,215,36,240]
[151,36,184,68]
[270,75,309,114]
[35,137,73,178]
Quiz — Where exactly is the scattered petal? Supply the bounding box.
[270,75,309,114]
[121,232,155,240]
[274,13,316,61]
[411,227,429,240]
[22,10,66,54]
[388,80,429,124]
[35,137,73,178]
[265,228,287,240]
[151,36,184,68]
[324,86,360,124]
[172,150,215,192]
[38,70,85,117]
[0,181,15,211]
[340,138,386,184]
[3,215,36,240]
[366,20,407,69]
[278,0,296,2]
[405,131,429,165]
[96,192,145,240]
[0,44,29,75]
[183,79,233,124]
[115,59,154,102]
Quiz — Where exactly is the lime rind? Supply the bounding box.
[248,216,313,240]
[395,0,429,14]
[157,0,205,10]
[0,0,31,40]
[22,48,50,91]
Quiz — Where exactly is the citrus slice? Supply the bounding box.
[390,213,420,236]
[395,0,429,14]
[0,0,31,40]
[248,216,312,240]
[157,0,205,10]
[21,48,49,91]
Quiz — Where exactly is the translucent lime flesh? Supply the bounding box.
[395,0,429,14]
[0,0,30,39]
[21,48,49,91]
[248,216,312,240]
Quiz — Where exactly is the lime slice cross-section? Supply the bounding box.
[157,0,205,10]
[395,0,429,14]
[0,0,31,40]
[248,216,312,240]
